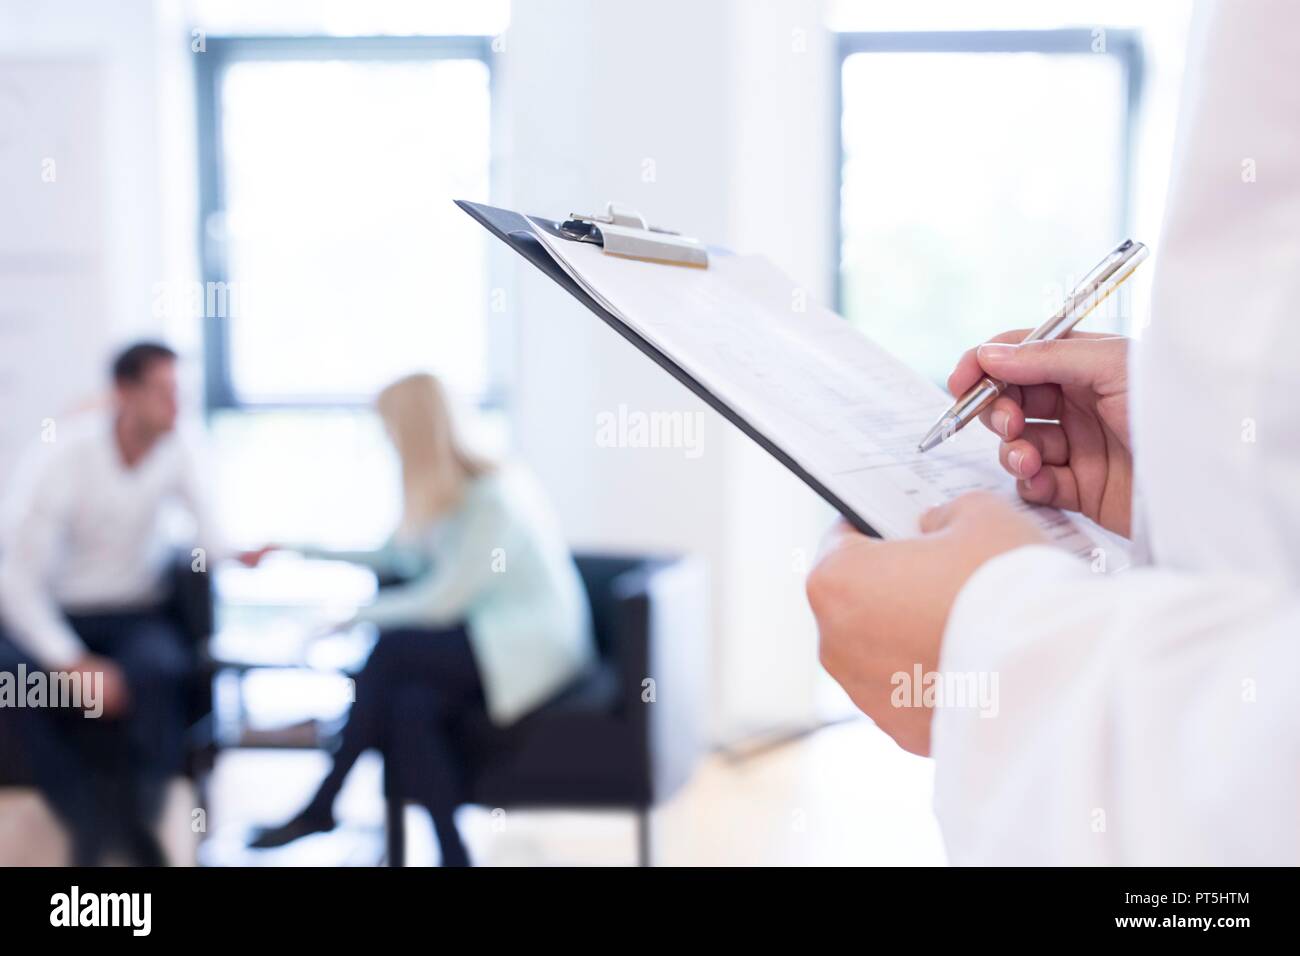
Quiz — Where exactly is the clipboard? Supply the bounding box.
[457,199,880,537]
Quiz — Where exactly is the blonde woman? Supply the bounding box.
[251,374,594,865]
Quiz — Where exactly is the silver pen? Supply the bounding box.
[916,238,1150,453]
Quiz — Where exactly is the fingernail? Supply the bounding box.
[1008,448,1024,475]
[991,409,1011,438]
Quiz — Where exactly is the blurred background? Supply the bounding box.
[0,0,1192,866]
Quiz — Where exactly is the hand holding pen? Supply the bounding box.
[917,239,1149,453]
[933,243,1146,538]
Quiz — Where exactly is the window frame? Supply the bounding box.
[833,28,1145,312]
[194,34,498,411]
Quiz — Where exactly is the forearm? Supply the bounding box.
[0,567,87,669]
[353,584,461,630]
[353,531,497,630]
[295,541,415,577]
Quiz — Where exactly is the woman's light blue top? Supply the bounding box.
[322,467,594,725]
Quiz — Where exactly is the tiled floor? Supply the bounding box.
[202,717,948,867]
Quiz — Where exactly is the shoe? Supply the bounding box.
[249,808,335,849]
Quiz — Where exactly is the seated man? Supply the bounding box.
[0,342,263,864]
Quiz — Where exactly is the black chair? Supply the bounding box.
[383,553,709,866]
[165,557,220,794]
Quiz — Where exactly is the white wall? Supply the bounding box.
[720,0,842,732]
[500,0,737,740]
[0,55,106,485]
[0,0,198,485]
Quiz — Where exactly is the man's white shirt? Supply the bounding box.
[0,416,225,668]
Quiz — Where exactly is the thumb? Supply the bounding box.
[919,501,955,534]
[919,490,1006,534]
[976,337,1125,389]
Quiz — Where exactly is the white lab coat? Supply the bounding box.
[931,0,1300,865]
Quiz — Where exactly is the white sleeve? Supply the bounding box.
[932,545,1300,866]
[0,457,88,668]
[174,437,232,562]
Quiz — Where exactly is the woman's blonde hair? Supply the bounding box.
[375,373,493,533]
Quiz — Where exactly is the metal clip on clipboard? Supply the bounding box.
[558,202,708,269]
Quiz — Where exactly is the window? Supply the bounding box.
[195,37,496,548]
[837,30,1143,382]
[196,36,495,406]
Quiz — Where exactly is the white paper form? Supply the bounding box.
[530,220,1129,564]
